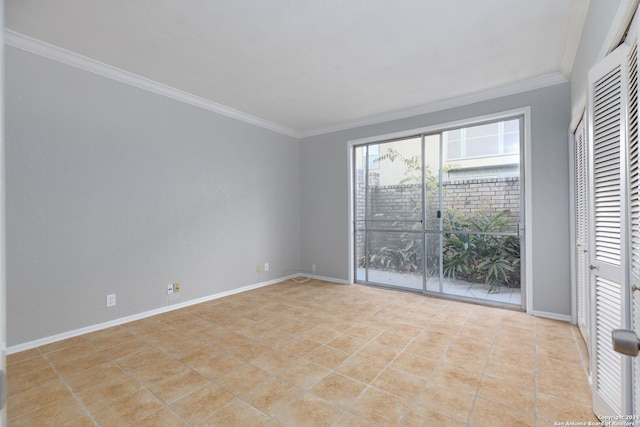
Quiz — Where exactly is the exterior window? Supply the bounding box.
[365,144,380,170]
[444,118,519,161]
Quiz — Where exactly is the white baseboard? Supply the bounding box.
[529,310,572,322]
[7,275,292,355]
[299,273,350,285]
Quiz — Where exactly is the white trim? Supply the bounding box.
[568,126,579,326]
[299,274,350,285]
[349,107,530,147]
[4,30,300,139]
[598,0,640,60]
[530,310,573,322]
[570,93,587,133]
[523,108,533,315]
[302,74,566,138]
[560,0,591,78]
[7,275,292,354]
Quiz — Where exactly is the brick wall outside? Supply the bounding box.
[355,174,520,260]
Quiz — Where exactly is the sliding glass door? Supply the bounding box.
[353,116,523,307]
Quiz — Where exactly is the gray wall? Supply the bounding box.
[300,84,571,315]
[6,47,301,346]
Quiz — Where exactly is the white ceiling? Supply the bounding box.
[5,0,587,137]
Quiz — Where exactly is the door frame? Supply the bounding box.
[347,107,532,312]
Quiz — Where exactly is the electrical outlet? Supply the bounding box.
[106,294,116,308]
[311,264,317,274]
[173,283,180,293]
[167,284,174,295]
[264,262,269,272]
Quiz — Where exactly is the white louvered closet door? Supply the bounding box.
[574,113,590,344]
[625,21,640,421]
[587,43,632,418]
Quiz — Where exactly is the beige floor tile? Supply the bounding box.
[401,404,466,427]
[8,378,74,419]
[535,393,599,424]
[6,348,41,365]
[170,383,235,425]
[536,355,588,383]
[304,345,351,370]
[382,322,424,338]
[199,399,271,426]
[146,369,210,403]
[38,336,88,354]
[92,388,164,427]
[326,334,368,354]
[345,325,382,340]
[332,411,377,427]
[115,346,169,371]
[54,351,112,378]
[470,397,534,427]
[484,357,535,388]
[77,373,143,413]
[389,352,438,378]
[356,342,399,365]
[7,365,58,396]
[310,372,367,408]
[183,352,243,380]
[243,377,303,415]
[442,344,489,371]
[350,386,411,427]
[216,363,270,395]
[129,407,189,427]
[335,355,386,384]
[535,371,591,406]
[404,337,449,360]
[372,367,426,401]
[302,324,342,344]
[129,357,190,385]
[430,362,482,394]
[8,354,50,374]
[251,349,298,373]
[63,362,129,392]
[8,397,88,427]
[100,339,152,360]
[277,337,322,357]
[373,331,413,350]
[226,339,272,362]
[413,382,476,422]
[478,375,535,413]
[491,346,535,370]
[276,358,330,390]
[277,393,343,426]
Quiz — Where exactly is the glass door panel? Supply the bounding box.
[439,118,522,304]
[354,137,423,291]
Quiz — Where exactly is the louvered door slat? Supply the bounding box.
[588,44,629,418]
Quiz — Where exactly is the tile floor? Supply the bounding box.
[7,278,597,426]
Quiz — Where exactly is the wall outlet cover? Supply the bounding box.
[106,294,116,307]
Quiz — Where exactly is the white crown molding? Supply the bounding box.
[559,0,591,78]
[300,72,568,138]
[4,29,301,139]
[5,29,570,141]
